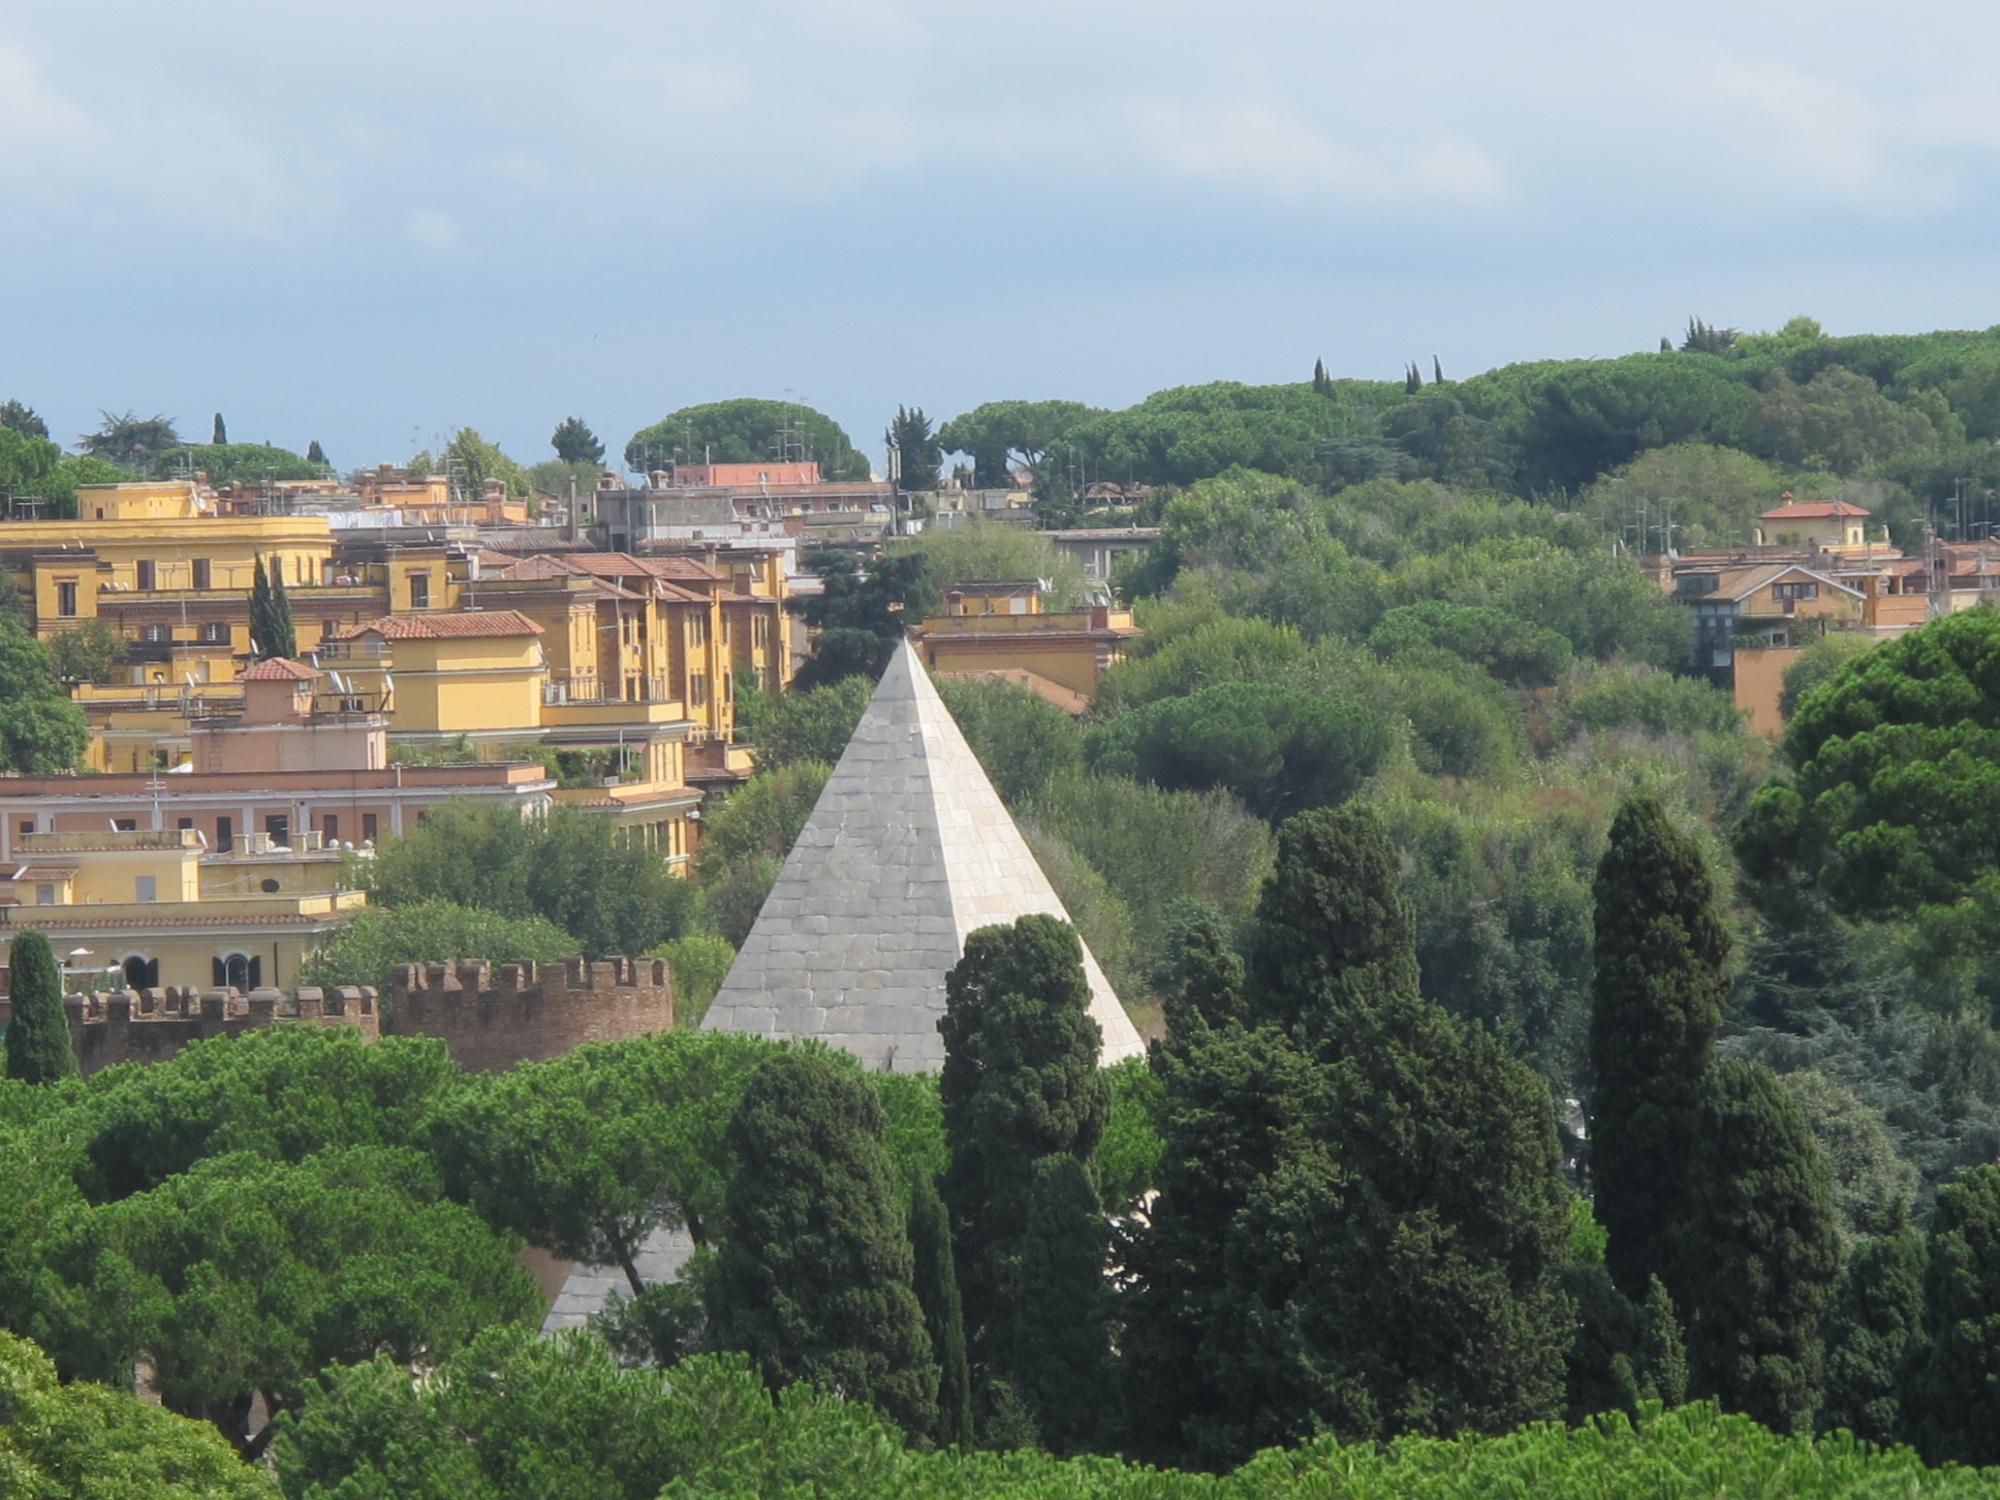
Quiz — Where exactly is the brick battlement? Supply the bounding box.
[65,984,379,1074]
[385,956,674,1071]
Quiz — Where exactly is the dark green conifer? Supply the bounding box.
[3,929,77,1084]
[712,1051,937,1435]
[1819,1228,1924,1446]
[306,439,327,468]
[1012,1154,1111,1454]
[266,553,297,659]
[1589,794,1728,1302]
[939,915,1107,1399]
[1432,354,1445,385]
[249,554,271,656]
[1910,1165,2000,1464]
[1678,1059,1841,1434]
[212,412,227,445]
[908,1167,972,1449]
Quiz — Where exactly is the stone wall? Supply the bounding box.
[384,957,674,1072]
[65,984,379,1074]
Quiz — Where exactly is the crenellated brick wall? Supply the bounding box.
[65,984,379,1074]
[383,957,674,1072]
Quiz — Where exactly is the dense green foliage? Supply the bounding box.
[1910,1165,2000,1465]
[3,930,77,1086]
[907,1165,973,1449]
[714,1051,937,1434]
[0,620,89,772]
[626,397,871,480]
[1589,796,1729,1302]
[939,916,1109,1417]
[0,1328,272,1499]
[550,414,605,464]
[157,442,320,485]
[360,801,695,959]
[298,899,575,991]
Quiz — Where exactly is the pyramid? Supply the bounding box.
[701,639,1144,1070]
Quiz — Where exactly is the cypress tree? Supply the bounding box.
[1012,1154,1112,1455]
[212,412,227,445]
[1589,794,1728,1302]
[4,929,77,1084]
[1638,1275,1688,1407]
[1820,1228,1925,1446]
[908,1167,972,1449]
[1130,805,1572,1466]
[939,915,1108,1404]
[712,1051,937,1435]
[1432,354,1445,385]
[1248,803,1419,1045]
[1562,1269,1684,1421]
[306,439,327,468]
[249,554,271,656]
[265,554,297,660]
[1678,1059,1842,1434]
[1162,908,1244,1040]
[1910,1164,2000,1464]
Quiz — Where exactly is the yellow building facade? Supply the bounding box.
[915,582,1140,706]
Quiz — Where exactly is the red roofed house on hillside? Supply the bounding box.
[1753,496,1884,554]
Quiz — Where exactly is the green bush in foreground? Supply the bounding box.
[271,1326,2000,1497]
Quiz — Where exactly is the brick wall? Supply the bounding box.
[384,957,674,1072]
[65,985,379,1074]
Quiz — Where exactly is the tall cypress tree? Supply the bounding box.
[306,439,327,468]
[711,1051,937,1435]
[939,915,1108,1407]
[908,1167,972,1449]
[4,929,77,1084]
[1910,1165,2000,1464]
[1589,794,1728,1302]
[1012,1154,1112,1455]
[265,554,297,660]
[212,412,227,445]
[249,554,271,656]
[1678,1059,1841,1434]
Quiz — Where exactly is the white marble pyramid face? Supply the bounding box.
[702,640,1144,1070]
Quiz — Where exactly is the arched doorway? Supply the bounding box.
[120,954,159,989]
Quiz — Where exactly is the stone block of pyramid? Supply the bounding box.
[702,639,1143,1069]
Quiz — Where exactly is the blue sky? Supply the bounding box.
[6,0,2000,475]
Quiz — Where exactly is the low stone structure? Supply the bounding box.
[65,984,379,1073]
[385,957,674,1072]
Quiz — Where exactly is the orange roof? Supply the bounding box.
[239,657,321,682]
[334,611,544,641]
[635,556,721,583]
[1761,500,1870,520]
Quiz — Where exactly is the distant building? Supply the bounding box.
[914,580,1139,707]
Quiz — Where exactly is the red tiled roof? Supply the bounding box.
[1761,501,1870,520]
[7,865,80,882]
[239,657,320,682]
[334,611,544,641]
[635,557,721,583]
[12,911,346,929]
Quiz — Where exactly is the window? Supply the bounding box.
[134,875,156,903]
[409,573,430,609]
[260,878,280,893]
[34,883,54,906]
[122,956,158,989]
[56,581,77,618]
[690,674,708,707]
[202,621,228,644]
[142,623,168,643]
[17,819,32,838]
[216,816,233,854]
[265,814,289,846]
[322,814,339,843]
[113,818,137,832]
[191,558,211,590]
[1773,581,1820,602]
[215,952,260,989]
[689,614,707,646]
[136,560,155,591]
[361,812,379,844]
[177,817,193,832]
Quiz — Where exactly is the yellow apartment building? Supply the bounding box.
[915,581,1140,707]
[0,828,368,991]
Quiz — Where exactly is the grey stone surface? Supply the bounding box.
[701,639,1144,1070]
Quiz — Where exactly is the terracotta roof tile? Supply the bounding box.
[238,657,321,682]
[1761,500,1870,520]
[334,611,544,641]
